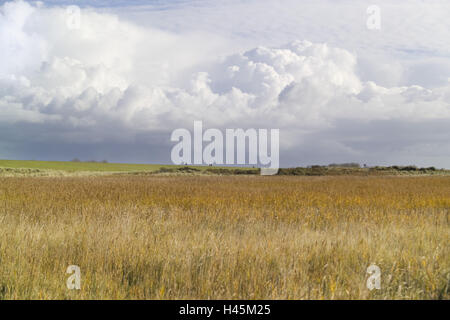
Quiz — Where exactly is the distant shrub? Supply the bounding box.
[278,167,306,175]
[71,158,81,162]
[372,166,388,171]
[205,168,230,175]
[400,165,418,171]
[328,162,360,168]
[233,169,258,175]
[157,167,176,173]
[205,168,258,175]
[177,166,200,173]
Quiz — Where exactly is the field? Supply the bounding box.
[1,159,448,178]
[0,174,448,299]
[0,159,213,173]
[0,159,259,177]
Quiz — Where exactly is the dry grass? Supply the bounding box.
[0,175,448,299]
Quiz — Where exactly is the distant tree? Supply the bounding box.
[101,160,108,163]
[71,158,81,162]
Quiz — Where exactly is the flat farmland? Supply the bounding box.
[0,175,448,299]
[0,159,208,173]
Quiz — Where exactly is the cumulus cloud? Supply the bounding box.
[0,0,449,167]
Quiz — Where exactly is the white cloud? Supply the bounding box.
[0,0,449,167]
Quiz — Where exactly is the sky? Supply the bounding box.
[0,0,449,167]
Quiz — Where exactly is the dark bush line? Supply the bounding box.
[152,166,260,175]
[155,166,200,174]
[205,168,259,175]
[278,165,443,176]
[133,165,445,176]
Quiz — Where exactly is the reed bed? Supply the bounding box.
[0,175,448,299]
